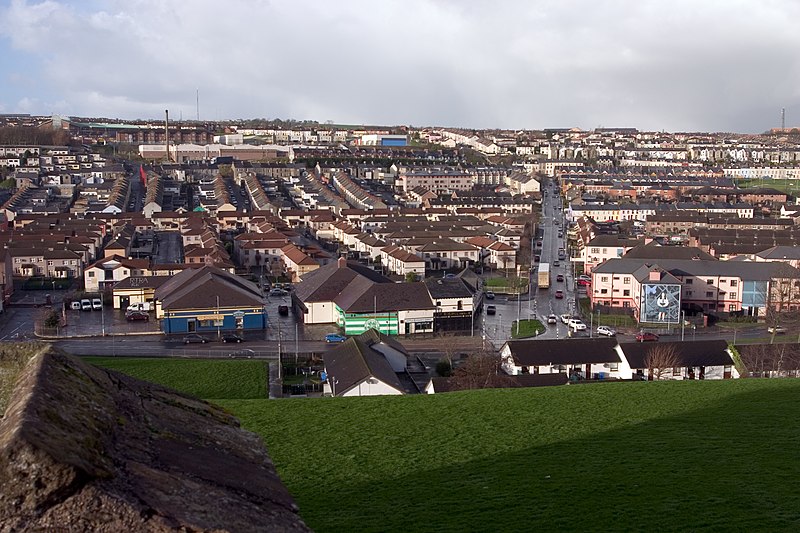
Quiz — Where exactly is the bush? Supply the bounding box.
[435,359,452,377]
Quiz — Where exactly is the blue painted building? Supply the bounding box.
[154,266,267,334]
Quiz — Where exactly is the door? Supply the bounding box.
[188,320,196,332]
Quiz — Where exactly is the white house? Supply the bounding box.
[500,338,627,380]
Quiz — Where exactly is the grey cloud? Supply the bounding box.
[1,0,799,131]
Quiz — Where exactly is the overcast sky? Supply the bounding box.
[1,0,799,132]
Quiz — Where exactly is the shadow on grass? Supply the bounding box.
[280,381,800,532]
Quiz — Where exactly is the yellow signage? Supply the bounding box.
[196,314,223,321]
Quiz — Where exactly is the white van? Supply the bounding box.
[126,302,152,313]
[81,299,92,311]
[70,301,82,311]
[92,298,103,310]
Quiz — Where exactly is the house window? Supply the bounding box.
[672,367,681,375]
[706,292,713,297]
[608,362,619,371]
[729,304,737,311]
[729,292,737,299]
[623,289,630,296]
[623,278,630,284]
[707,279,713,285]
[88,271,95,277]
[601,276,609,282]
[685,290,693,296]
[623,301,630,307]
[686,279,693,284]
[600,289,608,294]
[730,280,738,287]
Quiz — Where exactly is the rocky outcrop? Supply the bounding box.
[0,350,310,532]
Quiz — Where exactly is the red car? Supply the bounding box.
[577,279,591,287]
[635,332,659,342]
[554,290,564,299]
[556,274,564,282]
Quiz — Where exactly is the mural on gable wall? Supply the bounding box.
[640,284,681,323]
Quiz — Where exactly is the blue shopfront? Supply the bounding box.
[161,307,267,334]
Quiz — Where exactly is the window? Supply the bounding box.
[601,276,609,282]
[729,292,737,299]
[686,278,693,284]
[623,289,630,296]
[623,277,630,284]
[720,279,726,284]
[707,279,713,285]
[591,248,600,254]
[729,304,737,311]
[685,290,693,296]
[706,292,713,297]
[623,301,630,307]
[88,271,95,277]
[601,289,608,294]
[730,280,738,287]
[608,362,619,371]
[672,367,681,375]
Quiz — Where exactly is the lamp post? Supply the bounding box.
[681,310,686,341]
[216,295,221,340]
[101,295,105,337]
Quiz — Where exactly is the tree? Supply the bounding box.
[405,272,418,283]
[451,352,512,390]
[644,344,682,381]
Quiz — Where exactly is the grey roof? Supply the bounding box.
[294,260,390,303]
[624,244,717,261]
[335,282,434,313]
[593,257,800,281]
[155,266,263,310]
[323,330,407,395]
[620,340,733,369]
[504,338,620,366]
[586,235,644,248]
[424,277,475,299]
[755,246,800,260]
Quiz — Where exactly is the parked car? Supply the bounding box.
[222,333,244,343]
[485,291,495,300]
[269,288,287,296]
[596,325,616,337]
[228,348,255,358]
[486,305,497,315]
[92,298,103,310]
[547,314,558,324]
[635,332,660,342]
[80,299,92,311]
[183,334,209,344]
[126,302,152,313]
[126,311,149,322]
[577,279,591,287]
[554,290,564,299]
[578,275,591,282]
[325,333,347,343]
[768,325,787,334]
[556,274,564,282]
[278,305,290,316]
[70,301,82,311]
[568,319,587,331]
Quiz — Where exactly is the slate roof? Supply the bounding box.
[504,338,620,366]
[593,257,800,280]
[323,330,407,396]
[155,266,263,310]
[335,282,434,313]
[624,244,717,261]
[619,340,733,369]
[424,277,475,299]
[294,260,391,303]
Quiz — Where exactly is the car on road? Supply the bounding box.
[568,319,587,331]
[222,333,244,343]
[183,334,209,344]
[228,348,255,358]
[635,332,660,342]
[125,311,149,322]
[547,314,558,324]
[485,291,495,300]
[278,305,290,316]
[558,232,563,238]
[596,325,616,337]
[553,260,560,267]
[556,274,564,282]
[768,325,787,334]
[560,314,572,324]
[554,290,564,299]
[486,305,497,315]
[577,279,591,287]
[325,333,347,343]
[269,288,287,296]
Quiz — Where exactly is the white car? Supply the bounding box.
[768,325,787,334]
[568,319,587,331]
[547,314,558,324]
[596,325,616,337]
[560,314,572,324]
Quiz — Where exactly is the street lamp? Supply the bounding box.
[681,310,686,341]
[216,295,221,339]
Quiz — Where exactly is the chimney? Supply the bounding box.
[338,256,347,269]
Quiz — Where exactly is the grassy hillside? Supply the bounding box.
[87,357,800,532]
[85,357,268,399]
[220,380,800,532]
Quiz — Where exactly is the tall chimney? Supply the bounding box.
[164,109,170,162]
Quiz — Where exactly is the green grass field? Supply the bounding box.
[218,380,800,532]
[737,178,800,196]
[85,357,268,399]
[511,318,544,338]
[87,357,800,532]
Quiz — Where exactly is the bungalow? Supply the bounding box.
[322,329,417,397]
[618,339,737,380]
[500,338,625,379]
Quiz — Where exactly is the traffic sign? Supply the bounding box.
[320,371,327,381]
